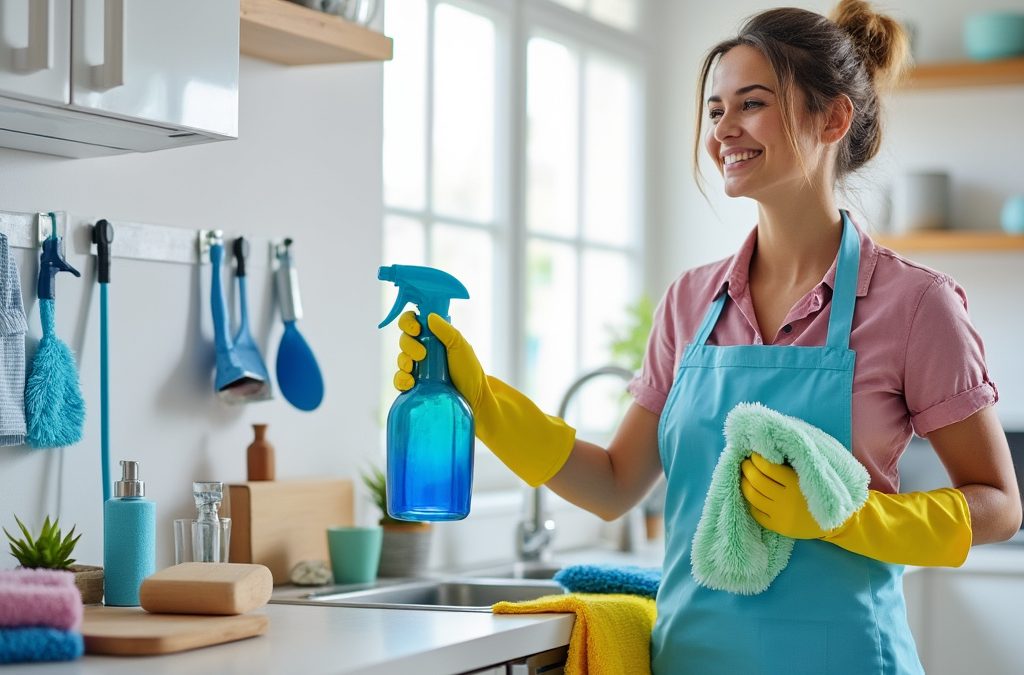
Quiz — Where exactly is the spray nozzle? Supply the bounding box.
[378,265,469,331]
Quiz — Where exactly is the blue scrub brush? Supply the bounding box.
[25,214,84,448]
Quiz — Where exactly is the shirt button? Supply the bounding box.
[782,324,793,334]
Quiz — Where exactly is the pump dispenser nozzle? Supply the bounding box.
[114,460,145,498]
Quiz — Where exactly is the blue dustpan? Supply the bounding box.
[210,238,269,403]
[231,237,272,401]
[274,240,323,411]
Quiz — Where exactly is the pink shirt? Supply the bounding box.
[629,217,999,493]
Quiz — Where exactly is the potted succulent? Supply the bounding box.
[361,465,433,578]
[4,514,103,604]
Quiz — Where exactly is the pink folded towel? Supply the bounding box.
[0,568,75,588]
[0,569,82,631]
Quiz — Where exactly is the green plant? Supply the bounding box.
[360,465,402,526]
[608,294,655,372]
[3,515,81,570]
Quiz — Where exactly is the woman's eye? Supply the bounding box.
[708,108,723,121]
[743,99,764,110]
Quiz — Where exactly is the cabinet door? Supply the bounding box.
[0,0,70,105]
[69,0,238,137]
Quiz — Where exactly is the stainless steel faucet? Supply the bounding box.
[516,365,636,562]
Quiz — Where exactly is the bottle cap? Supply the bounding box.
[114,460,145,498]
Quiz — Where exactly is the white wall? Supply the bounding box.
[651,0,1024,429]
[0,56,385,569]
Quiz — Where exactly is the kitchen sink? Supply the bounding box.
[272,578,565,612]
[465,561,566,580]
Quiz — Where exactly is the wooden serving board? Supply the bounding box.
[82,606,269,655]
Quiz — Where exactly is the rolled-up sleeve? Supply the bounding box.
[904,277,998,437]
[628,286,678,415]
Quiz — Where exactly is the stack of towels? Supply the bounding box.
[0,568,84,664]
[493,564,660,675]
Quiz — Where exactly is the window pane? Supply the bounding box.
[583,55,639,247]
[591,0,640,32]
[577,249,634,432]
[581,249,632,369]
[525,240,577,411]
[549,0,585,11]
[527,37,579,238]
[383,215,426,267]
[432,225,494,372]
[383,0,427,210]
[433,5,495,222]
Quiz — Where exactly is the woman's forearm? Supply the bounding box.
[545,403,663,521]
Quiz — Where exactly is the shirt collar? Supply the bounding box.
[719,211,879,300]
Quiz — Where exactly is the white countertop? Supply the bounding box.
[16,540,1023,674]
[17,603,573,675]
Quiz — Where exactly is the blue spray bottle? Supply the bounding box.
[378,265,474,521]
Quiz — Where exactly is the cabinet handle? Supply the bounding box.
[90,0,124,90]
[13,0,53,73]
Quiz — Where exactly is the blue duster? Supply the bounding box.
[26,217,84,449]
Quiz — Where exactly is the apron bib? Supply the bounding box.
[651,212,922,674]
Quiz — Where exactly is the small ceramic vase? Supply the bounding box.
[247,424,276,481]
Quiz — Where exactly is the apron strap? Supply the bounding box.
[693,290,727,347]
[825,210,861,351]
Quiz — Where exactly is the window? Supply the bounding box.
[382,0,648,486]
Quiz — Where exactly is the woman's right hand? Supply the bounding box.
[393,310,485,410]
[391,310,575,488]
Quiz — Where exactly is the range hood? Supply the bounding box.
[0,95,231,159]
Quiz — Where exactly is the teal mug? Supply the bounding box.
[1002,195,1024,235]
[326,526,383,584]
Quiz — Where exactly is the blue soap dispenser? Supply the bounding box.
[378,264,474,521]
[103,459,156,606]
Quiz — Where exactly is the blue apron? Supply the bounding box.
[651,212,923,674]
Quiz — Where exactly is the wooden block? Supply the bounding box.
[224,478,353,584]
[139,563,272,615]
[83,606,268,655]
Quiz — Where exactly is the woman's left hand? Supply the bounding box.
[740,453,827,539]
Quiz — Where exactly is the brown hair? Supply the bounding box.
[692,0,910,192]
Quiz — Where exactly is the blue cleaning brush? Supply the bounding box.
[25,213,85,449]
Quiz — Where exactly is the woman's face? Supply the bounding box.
[704,45,821,201]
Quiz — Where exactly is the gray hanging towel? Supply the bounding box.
[0,233,28,446]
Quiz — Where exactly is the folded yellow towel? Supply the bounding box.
[493,593,656,675]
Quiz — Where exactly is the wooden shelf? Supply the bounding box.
[240,0,393,65]
[875,231,1024,252]
[903,57,1024,90]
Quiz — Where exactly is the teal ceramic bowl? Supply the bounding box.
[964,12,1024,61]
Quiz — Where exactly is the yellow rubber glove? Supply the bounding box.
[741,452,972,567]
[394,311,576,487]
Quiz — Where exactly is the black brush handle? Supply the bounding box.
[92,219,114,284]
[233,236,249,277]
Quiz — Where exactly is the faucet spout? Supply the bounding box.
[516,365,635,562]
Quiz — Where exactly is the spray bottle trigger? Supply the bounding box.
[378,290,409,329]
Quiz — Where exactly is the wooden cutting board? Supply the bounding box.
[82,606,269,655]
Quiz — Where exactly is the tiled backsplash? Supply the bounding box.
[899,432,1024,530]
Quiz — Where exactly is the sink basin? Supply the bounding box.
[466,561,566,580]
[273,578,565,612]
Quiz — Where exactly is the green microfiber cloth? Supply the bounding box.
[690,402,870,595]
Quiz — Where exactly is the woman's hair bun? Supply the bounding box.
[830,0,910,88]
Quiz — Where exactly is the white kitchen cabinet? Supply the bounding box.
[904,547,1024,675]
[0,0,71,104]
[0,0,238,157]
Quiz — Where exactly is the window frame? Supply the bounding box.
[382,0,652,484]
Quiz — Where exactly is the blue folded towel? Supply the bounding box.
[0,627,83,664]
[554,564,661,599]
